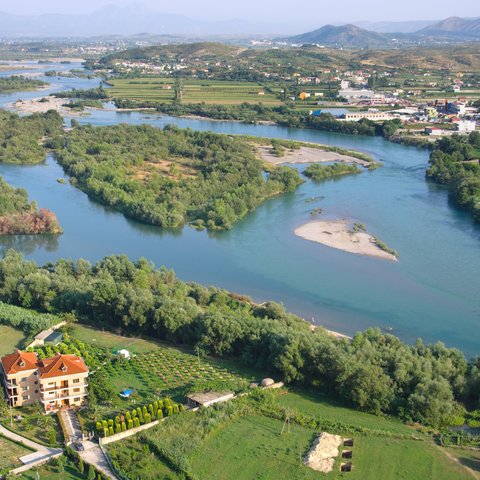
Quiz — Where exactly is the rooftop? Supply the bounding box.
[1,350,38,374]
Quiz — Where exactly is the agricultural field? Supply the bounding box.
[107,77,283,105]
[445,448,480,479]
[277,390,413,435]
[69,325,258,406]
[190,415,321,480]
[0,435,32,474]
[106,389,475,480]
[94,347,252,405]
[0,324,25,356]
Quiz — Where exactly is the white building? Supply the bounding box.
[456,121,476,134]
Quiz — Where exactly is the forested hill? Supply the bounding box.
[0,250,478,427]
[427,131,480,222]
[54,123,302,230]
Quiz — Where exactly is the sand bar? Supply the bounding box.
[295,220,397,261]
[257,145,371,167]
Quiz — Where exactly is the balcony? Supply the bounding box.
[40,382,88,393]
[40,391,88,403]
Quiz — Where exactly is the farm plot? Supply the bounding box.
[107,77,282,105]
[98,349,250,404]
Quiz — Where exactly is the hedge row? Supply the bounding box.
[95,398,185,437]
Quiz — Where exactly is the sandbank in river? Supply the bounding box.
[295,220,398,262]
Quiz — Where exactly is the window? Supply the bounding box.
[22,395,28,401]
[33,371,37,376]
[34,381,38,385]
[21,377,28,383]
[73,388,80,393]
[73,379,80,384]
[74,397,80,402]
[21,386,28,392]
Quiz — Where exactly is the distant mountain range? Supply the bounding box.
[0,6,478,43]
[286,24,389,46]
[284,16,480,46]
[0,5,288,37]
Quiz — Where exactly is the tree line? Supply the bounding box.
[0,75,46,93]
[427,131,480,222]
[0,250,478,427]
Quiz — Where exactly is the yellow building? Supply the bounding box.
[1,350,89,412]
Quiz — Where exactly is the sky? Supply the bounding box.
[0,0,478,24]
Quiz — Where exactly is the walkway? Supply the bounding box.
[0,423,63,474]
[80,441,119,480]
[59,408,83,444]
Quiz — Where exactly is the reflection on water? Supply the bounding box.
[0,234,60,256]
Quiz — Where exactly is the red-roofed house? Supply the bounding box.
[1,350,88,411]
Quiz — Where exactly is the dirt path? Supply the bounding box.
[435,443,480,480]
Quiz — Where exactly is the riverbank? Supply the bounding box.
[295,220,398,262]
[258,145,372,167]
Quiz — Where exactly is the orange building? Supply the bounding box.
[1,350,88,412]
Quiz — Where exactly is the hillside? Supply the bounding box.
[419,16,480,36]
[285,24,388,46]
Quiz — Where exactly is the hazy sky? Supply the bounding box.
[0,0,478,23]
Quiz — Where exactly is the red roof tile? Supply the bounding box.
[1,350,38,375]
[38,354,88,379]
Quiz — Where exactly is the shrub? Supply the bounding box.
[144,413,152,423]
[157,409,163,420]
[133,417,140,428]
[128,419,133,429]
[121,422,127,432]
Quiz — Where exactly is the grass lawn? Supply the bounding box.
[108,436,181,480]
[0,435,32,474]
[0,325,26,356]
[347,436,473,480]
[276,390,414,436]
[190,415,322,480]
[5,407,63,447]
[18,458,84,479]
[69,324,163,354]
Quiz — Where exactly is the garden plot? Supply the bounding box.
[99,350,249,403]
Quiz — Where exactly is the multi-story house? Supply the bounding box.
[1,350,88,412]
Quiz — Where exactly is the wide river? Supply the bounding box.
[0,61,479,355]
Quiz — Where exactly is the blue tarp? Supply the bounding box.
[120,389,134,397]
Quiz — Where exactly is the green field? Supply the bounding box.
[107,77,282,105]
[0,435,32,474]
[277,390,413,435]
[190,415,321,480]
[69,324,163,354]
[0,324,26,356]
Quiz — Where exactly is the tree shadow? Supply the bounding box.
[458,455,480,472]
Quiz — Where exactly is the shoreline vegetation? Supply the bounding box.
[0,250,477,428]
[295,220,398,261]
[0,176,62,236]
[0,75,47,93]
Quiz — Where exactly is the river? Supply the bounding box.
[0,61,479,356]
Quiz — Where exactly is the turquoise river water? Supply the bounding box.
[0,61,478,355]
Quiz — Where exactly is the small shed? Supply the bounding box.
[44,331,63,346]
[186,391,234,408]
